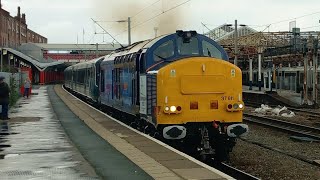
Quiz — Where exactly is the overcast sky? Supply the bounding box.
[2,0,320,44]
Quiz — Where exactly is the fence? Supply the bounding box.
[0,72,28,95]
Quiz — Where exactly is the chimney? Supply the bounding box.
[22,13,26,23]
[18,6,21,18]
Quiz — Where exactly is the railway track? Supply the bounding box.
[243,113,320,167]
[245,101,320,115]
[244,113,320,141]
[65,86,260,180]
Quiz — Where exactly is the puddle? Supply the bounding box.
[8,117,41,123]
[0,144,11,148]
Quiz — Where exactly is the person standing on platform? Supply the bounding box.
[24,78,31,98]
[0,76,10,120]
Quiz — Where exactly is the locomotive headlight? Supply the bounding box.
[165,106,170,111]
[239,104,244,109]
[170,106,176,112]
[233,103,239,109]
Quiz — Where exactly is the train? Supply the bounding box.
[64,30,248,161]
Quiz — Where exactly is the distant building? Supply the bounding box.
[18,43,123,63]
[0,0,47,48]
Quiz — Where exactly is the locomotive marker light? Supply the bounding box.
[239,104,244,109]
[170,106,177,112]
[165,106,169,111]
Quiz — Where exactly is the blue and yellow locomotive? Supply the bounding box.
[64,30,248,161]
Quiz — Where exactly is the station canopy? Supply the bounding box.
[3,48,65,71]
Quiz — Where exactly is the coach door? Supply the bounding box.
[139,51,147,115]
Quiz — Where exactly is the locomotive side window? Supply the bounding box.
[177,37,199,55]
[153,40,174,61]
[202,40,222,59]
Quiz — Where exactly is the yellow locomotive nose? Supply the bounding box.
[155,57,243,125]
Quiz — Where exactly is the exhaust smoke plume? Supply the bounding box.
[92,0,189,43]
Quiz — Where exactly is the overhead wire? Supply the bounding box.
[114,0,191,38]
[90,0,191,44]
[202,10,320,33]
[131,0,162,19]
[259,10,320,30]
[131,0,191,29]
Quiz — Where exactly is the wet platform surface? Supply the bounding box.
[0,86,99,180]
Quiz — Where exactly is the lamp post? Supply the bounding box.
[117,17,131,45]
[226,20,246,66]
[258,46,264,91]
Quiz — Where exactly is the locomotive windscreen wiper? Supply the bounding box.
[154,54,166,61]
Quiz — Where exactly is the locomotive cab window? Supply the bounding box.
[177,37,199,55]
[153,40,174,62]
[202,40,222,59]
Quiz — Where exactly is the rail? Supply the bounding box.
[244,113,320,140]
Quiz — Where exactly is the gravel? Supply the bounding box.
[228,123,320,180]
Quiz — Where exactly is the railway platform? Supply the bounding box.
[0,85,235,180]
[0,86,99,179]
[243,85,302,107]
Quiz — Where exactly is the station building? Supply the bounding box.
[0,0,47,48]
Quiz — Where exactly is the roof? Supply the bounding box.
[26,43,124,51]
[4,48,65,71]
[216,26,257,42]
[104,34,169,60]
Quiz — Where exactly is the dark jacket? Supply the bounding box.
[0,82,10,104]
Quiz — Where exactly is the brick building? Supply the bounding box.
[0,0,47,48]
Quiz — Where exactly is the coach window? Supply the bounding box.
[202,40,222,59]
[79,69,85,84]
[153,40,174,62]
[177,37,199,55]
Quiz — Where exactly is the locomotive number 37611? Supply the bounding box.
[221,96,234,101]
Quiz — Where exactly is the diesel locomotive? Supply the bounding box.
[64,30,248,161]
